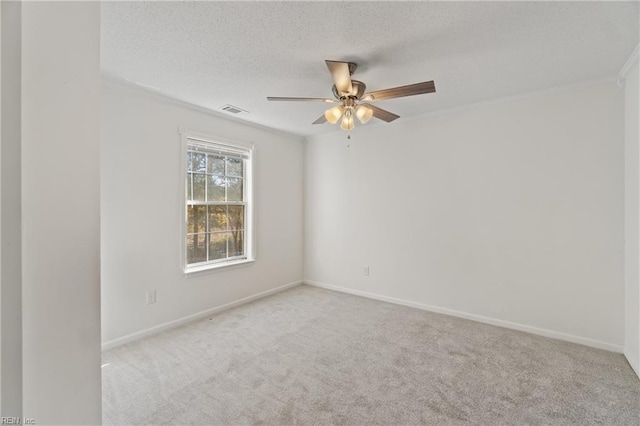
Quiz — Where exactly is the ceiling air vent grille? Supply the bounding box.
[221,104,248,115]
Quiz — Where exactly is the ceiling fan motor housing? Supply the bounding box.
[332,80,367,100]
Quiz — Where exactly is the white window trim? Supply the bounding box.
[179,127,256,274]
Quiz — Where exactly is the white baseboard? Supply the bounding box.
[304,280,624,354]
[102,280,303,350]
[623,348,640,379]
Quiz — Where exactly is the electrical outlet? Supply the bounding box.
[364,266,370,276]
[146,290,157,305]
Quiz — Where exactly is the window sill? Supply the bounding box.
[184,258,255,277]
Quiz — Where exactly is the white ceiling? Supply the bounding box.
[101,1,639,137]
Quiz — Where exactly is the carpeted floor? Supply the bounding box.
[102,284,639,425]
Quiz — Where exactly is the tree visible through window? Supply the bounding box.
[184,137,252,269]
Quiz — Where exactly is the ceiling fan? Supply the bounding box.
[267,60,436,132]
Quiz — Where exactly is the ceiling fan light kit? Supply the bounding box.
[340,110,355,131]
[325,105,344,124]
[355,105,373,124]
[267,60,436,134]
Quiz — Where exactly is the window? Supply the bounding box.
[182,132,253,272]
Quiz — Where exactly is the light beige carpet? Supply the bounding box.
[102,285,639,425]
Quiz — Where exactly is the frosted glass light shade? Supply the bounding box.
[355,105,373,124]
[324,106,344,124]
[340,114,354,130]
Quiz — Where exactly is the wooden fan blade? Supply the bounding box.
[362,103,400,122]
[364,81,435,101]
[325,60,353,96]
[267,97,337,103]
[312,114,327,125]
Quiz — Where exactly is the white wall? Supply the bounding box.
[0,1,22,416]
[101,81,304,345]
[623,53,640,376]
[21,2,101,423]
[305,80,625,351]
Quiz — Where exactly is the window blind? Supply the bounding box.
[187,138,250,159]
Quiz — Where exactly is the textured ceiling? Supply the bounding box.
[101,1,639,137]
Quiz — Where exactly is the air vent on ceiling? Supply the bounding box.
[221,104,249,115]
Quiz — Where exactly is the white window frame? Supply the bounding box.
[179,127,255,274]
